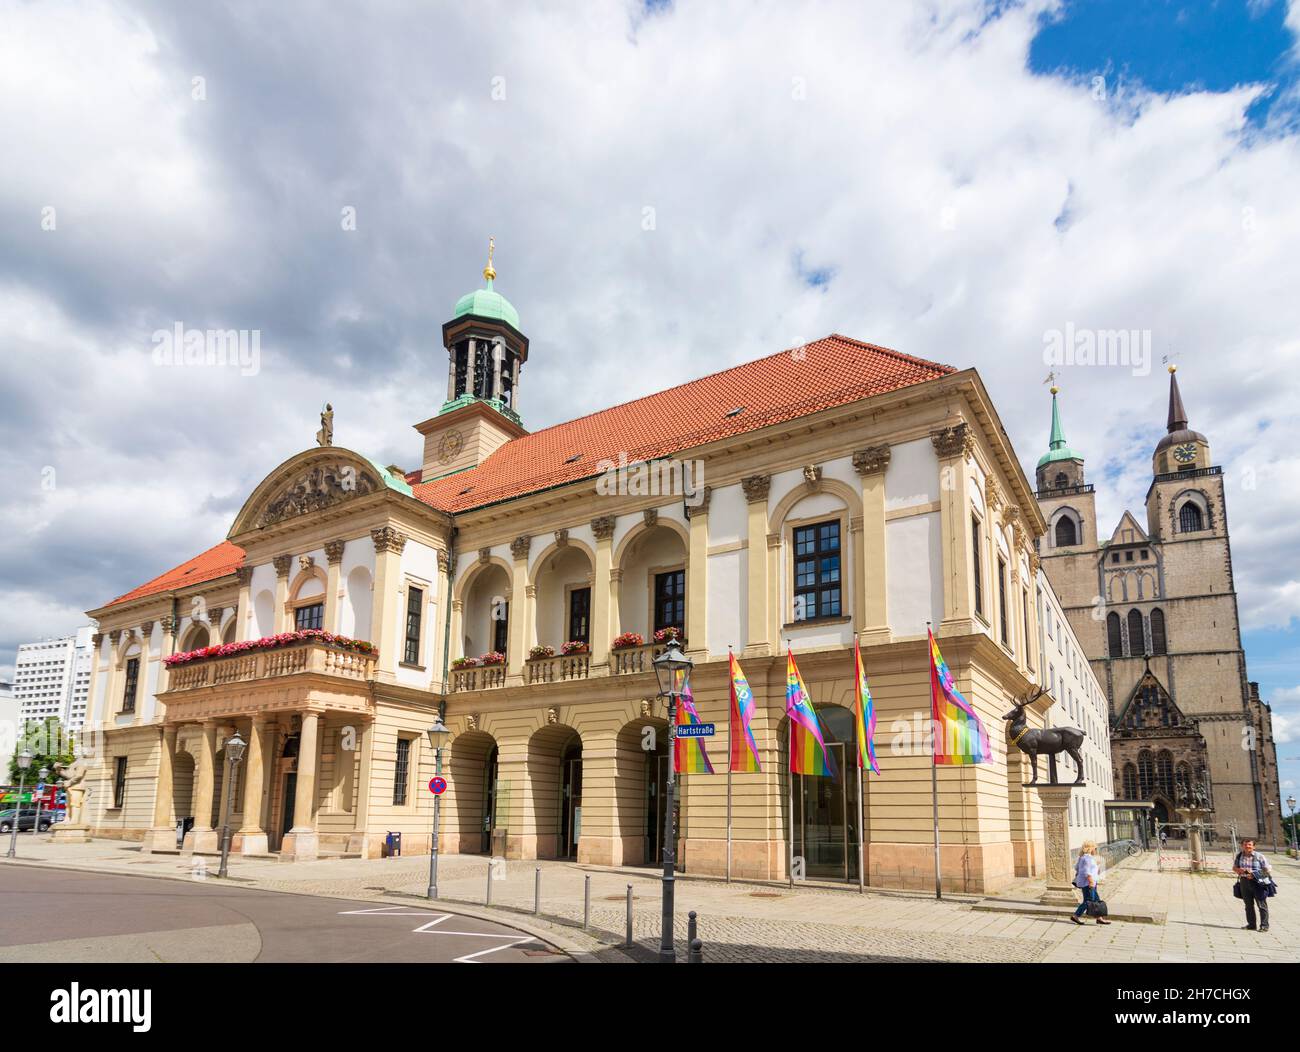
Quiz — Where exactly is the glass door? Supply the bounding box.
[645,752,669,865]
[792,715,860,883]
[559,748,582,859]
[482,746,499,854]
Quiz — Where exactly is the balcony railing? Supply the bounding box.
[611,642,656,676]
[450,664,507,693]
[164,642,376,692]
[526,653,591,684]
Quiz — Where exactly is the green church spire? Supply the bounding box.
[1037,384,1083,468]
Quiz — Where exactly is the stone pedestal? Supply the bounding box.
[143,826,179,853]
[1176,806,1211,871]
[279,831,318,862]
[50,824,90,844]
[184,828,220,854]
[238,832,269,856]
[1035,784,1078,906]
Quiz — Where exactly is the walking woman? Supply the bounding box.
[1071,840,1111,925]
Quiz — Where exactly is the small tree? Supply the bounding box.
[6,718,76,786]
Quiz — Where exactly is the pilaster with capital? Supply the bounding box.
[234,567,253,642]
[369,527,408,679]
[931,424,976,635]
[590,516,617,666]
[686,489,710,659]
[273,555,293,633]
[324,539,346,633]
[853,444,892,645]
[742,475,771,656]
[507,536,532,682]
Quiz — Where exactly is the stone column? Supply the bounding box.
[853,445,891,646]
[347,720,377,857]
[931,424,976,636]
[506,535,531,683]
[465,338,477,398]
[1035,784,1077,906]
[742,474,771,657]
[324,540,346,633]
[492,340,504,401]
[685,487,711,660]
[370,527,408,680]
[282,712,321,861]
[273,555,292,633]
[238,718,271,855]
[187,721,220,853]
[590,516,616,666]
[446,348,457,401]
[143,725,178,852]
[608,569,623,640]
[233,568,253,642]
[511,358,521,413]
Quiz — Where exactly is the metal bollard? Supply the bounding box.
[688,937,703,964]
[534,866,541,915]
[687,910,697,948]
[583,874,591,930]
[625,884,633,947]
[486,859,493,907]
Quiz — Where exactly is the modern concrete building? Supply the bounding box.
[78,253,1109,893]
[1034,375,1281,843]
[12,626,95,733]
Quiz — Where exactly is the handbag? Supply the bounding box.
[1086,896,1109,917]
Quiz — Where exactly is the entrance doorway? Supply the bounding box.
[559,742,582,860]
[281,772,297,838]
[482,745,499,854]
[788,706,861,883]
[645,749,669,864]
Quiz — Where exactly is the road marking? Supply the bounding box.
[337,907,548,962]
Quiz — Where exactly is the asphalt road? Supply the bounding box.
[0,865,568,963]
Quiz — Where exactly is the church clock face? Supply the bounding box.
[1173,442,1197,464]
[437,430,464,464]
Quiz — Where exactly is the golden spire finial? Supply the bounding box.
[1168,363,1177,374]
[483,236,496,283]
[1050,385,1060,395]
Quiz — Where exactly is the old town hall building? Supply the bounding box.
[1034,374,1282,843]
[71,252,1114,892]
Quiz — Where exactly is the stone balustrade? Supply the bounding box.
[526,652,591,684]
[450,664,507,693]
[610,642,656,676]
[163,643,376,692]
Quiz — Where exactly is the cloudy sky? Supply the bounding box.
[3,0,1298,791]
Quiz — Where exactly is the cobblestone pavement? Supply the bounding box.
[5,837,1296,963]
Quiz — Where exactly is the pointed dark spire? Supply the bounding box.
[1166,365,1188,433]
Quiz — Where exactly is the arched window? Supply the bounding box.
[181,624,210,652]
[1138,750,1154,798]
[1156,751,1175,799]
[1054,472,1068,489]
[1106,612,1123,658]
[1123,763,1138,800]
[1127,609,1145,657]
[1178,502,1204,533]
[1055,516,1078,547]
[1149,608,1167,655]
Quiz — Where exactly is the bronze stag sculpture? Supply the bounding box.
[1003,686,1087,786]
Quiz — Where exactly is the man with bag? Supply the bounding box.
[1233,838,1274,933]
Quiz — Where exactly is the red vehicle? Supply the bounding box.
[0,784,66,815]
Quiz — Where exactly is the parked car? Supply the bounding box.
[0,808,52,834]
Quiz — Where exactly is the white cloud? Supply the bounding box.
[2,0,1299,657]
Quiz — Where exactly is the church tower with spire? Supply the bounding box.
[1033,370,1281,844]
[413,239,530,481]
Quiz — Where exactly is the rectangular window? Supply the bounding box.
[653,569,686,633]
[295,603,324,631]
[492,602,509,655]
[971,515,983,617]
[1022,588,1033,669]
[113,756,127,808]
[568,587,591,643]
[997,557,1009,647]
[122,657,139,713]
[404,586,423,665]
[392,737,411,806]
[792,520,841,622]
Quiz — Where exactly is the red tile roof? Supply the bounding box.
[103,540,245,610]
[101,334,951,610]
[413,334,953,513]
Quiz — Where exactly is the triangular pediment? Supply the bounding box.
[1106,510,1148,548]
[1115,668,1190,731]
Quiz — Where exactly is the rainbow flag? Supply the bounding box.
[853,639,880,775]
[785,649,838,779]
[728,652,762,773]
[674,683,715,774]
[928,629,991,765]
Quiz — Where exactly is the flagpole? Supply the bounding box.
[788,718,795,890]
[929,621,942,901]
[726,649,733,884]
[857,762,865,894]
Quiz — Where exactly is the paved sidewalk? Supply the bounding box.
[4,838,1295,963]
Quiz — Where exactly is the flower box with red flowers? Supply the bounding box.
[480,652,507,667]
[528,645,556,661]
[653,627,685,646]
[559,640,590,656]
[611,632,645,651]
[163,629,376,668]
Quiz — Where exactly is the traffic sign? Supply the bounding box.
[429,776,447,795]
[675,723,715,738]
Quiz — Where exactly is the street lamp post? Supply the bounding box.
[653,639,693,964]
[1289,795,1298,858]
[32,767,49,840]
[5,749,34,859]
[426,719,452,899]
[216,733,247,879]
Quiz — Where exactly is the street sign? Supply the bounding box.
[36,783,45,793]
[676,723,715,738]
[429,776,447,795]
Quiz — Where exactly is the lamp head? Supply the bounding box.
[426,720,452,751]
[653,639,693,698]
[225,732,246,766]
